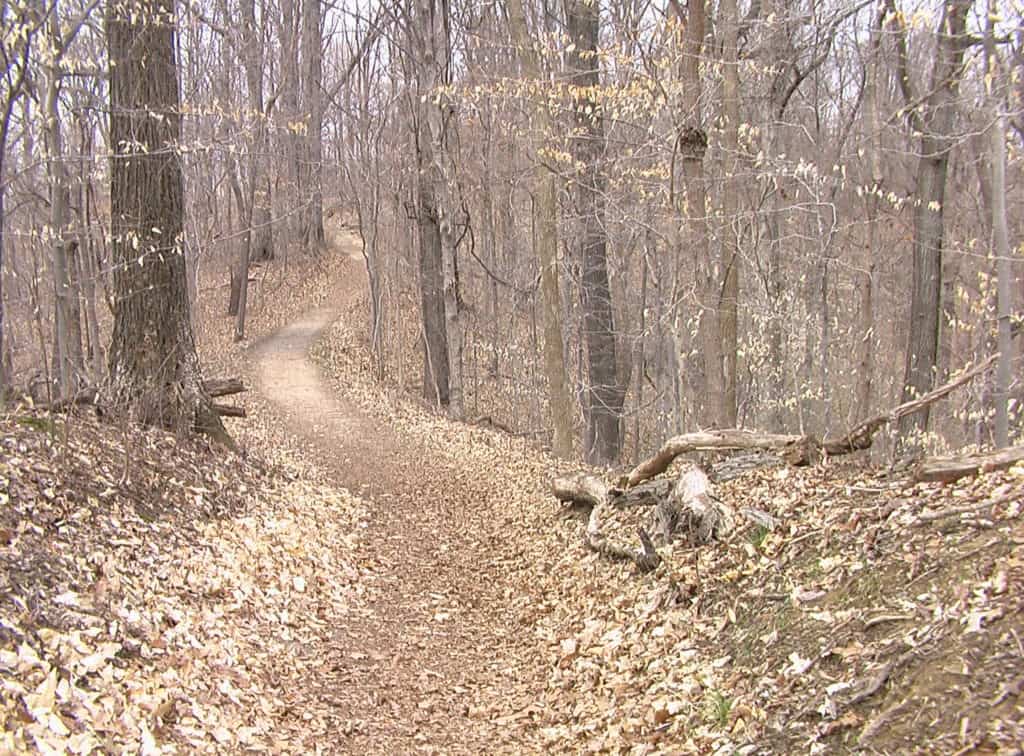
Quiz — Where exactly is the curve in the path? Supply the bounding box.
[249,258,536,754]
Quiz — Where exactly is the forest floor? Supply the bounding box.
[1,226,1022,753]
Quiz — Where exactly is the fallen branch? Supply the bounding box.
[823,354,999,455]
[552,473,608,511]
[623,356,1001,488]
[212,403,246,418]
[623,430,818,488]
[915,444,1024,484]
[203,377,247,398]
[671,467,735,544]
[555,474,666,571]
[583,503,662,572]
[844,646,917,707]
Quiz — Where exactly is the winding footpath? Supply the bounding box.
[248,244,546,753]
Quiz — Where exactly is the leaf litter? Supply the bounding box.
[2,224,1022,753]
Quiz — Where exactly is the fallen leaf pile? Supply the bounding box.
[0,403,366,752]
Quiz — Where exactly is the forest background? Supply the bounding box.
[0,0,1021,464]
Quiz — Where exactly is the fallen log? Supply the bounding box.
[553,465,737,571]
[553,473,609,511]
[915,445,1024,484]
[622,430,818,488]
[585,506,661,573]
[203,377,246,398]
[554,473,663,571]
[212,403,246,418]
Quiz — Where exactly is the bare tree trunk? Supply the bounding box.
[565,0,623,464]
[106,0,228,442]
[669,0,724,429]
[240,0,273,263]
[409,0,462,414]
[44,10,83,398]
[718,0,740,427]
[986,1,1013,447]
[894,0,971,443]
[277,0,301,243]
[857,6,885,422]
[301,0,325,250]
[507,0,574,458]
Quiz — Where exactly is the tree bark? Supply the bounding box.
[857,6,886,422]
[410,0,462,414]
[277,0,301,242]
[895,0,971,443]
[106,0,229,442]
[44,9,84,398]
[986,1,1013,448]
[718,0,740,427]
[300,0,325,250]
[669,0,725,429]
[506,0,574,458]
[565,0,624,465]
[240,0,274,263]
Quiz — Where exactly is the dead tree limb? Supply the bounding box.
[584,502,661,573]
[623,430,818,488]
[915,444,1024,484]
[552,473,608,511]
[203,377,247,398]
[554,474,664,571]
[623,356,1000,487]
[823,354,999,455]
[671,467,735,544]
[212,403,246,418]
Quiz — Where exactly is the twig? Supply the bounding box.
[845,646,917,707]
[864,613,914,630]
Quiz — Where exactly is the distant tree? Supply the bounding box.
[0,1,38,397]
[506,0,573,458]
[106,0,228,441]
[891,0,972,443]
[564,0,623,464]
[300,0,325,250]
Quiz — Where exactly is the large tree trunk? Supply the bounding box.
[896,0,971,443]
[565,0,624,465]
[106,0,228,442]
[506,0,574,458]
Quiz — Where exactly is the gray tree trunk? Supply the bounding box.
[44,10,84,398]
[301,0,325,250]
[896,0,971,443]
[507,0,574,458]
[718,0,740,428]
[565,0,624,465]
[986,0,1013,447]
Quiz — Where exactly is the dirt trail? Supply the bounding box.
[250,243,538,753]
